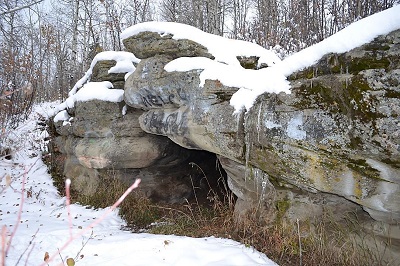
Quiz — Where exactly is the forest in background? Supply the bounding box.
[0,0,398,130]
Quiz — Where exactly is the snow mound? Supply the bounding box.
[121,21,281,68]
[69,51,140,96]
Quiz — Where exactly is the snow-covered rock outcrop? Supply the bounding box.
[121,23,400,225]
[48,7,400,253]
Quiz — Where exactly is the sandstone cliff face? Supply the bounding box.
[49,27,399,232]
[49,52,202,203]
[122,29,400,225]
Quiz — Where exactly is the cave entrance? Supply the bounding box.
[183,150,232,207]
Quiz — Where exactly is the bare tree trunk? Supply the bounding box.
[71,0,79,87]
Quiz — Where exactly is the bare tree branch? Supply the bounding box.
[0,0,44,16]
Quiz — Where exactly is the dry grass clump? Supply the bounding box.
[57,174,385,266]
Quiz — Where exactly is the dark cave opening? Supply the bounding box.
[181,149,233,207]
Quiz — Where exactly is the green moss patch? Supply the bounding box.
[346,159,381,180]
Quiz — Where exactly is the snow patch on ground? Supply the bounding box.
[0,103,277,265]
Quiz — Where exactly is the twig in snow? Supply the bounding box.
[15,228,39,265]
[74,230,94,262]
[57,248,64,265]
[39,178,141,266]
[24,242,36,266]
[297,219,302,266]
[65,179,73,238]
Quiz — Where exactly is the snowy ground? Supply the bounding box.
[0,103,277,265]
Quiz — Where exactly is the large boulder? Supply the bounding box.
[122,31,214,59]
[48,54,196,203]
[91,60,127,89]
[123,28,400,225]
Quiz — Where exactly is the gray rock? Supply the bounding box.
[124,55,202,110]
[91,60,128,89]
[48,57,195,204]
[49,25,400,232]
[128,29,400,224]
[122,31,214,59]
[57,134,188,169]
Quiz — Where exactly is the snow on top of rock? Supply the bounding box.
[68,51,139,96]
[73,81,123,102]
[165,57,291,112]
[275,4,400,77]
[53,51,138,122]
[235,5,400,112]
[63,5,400,117]
[121,21,281,67]
[53,110,70,123]
[134,5,400,113]
[53,81,124,122]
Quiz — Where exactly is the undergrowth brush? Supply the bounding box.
[60,174,387,266]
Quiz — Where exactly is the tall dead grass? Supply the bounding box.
[60,173,389,266]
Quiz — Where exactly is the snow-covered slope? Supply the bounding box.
[0,103,277,265]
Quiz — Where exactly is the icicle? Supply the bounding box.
[254,168,270,211]
[253,168,263,197]
[256,102,263,143]
[235,112,241,139]
[244,134,251,183]
[244,117,252,183]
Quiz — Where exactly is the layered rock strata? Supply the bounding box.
[122,29,400,225]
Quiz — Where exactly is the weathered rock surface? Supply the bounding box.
[48,60,197,203]
[122,31,214,59]
[91,60,127,89]
[48,26,400,262]
[123,29,400,225]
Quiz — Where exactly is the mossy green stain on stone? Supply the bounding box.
[253,147,293,188]
[290,37,394,80]
[346,75,387,123]
[347,56,390,73]
[347,159,381,180]
[349,136,363,149]
[381,158,400,168]
[385,89,400,98]
[363,42,391,51]
[276,199,290,220]
[293,82,347,115]
[293,74,384,124]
